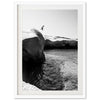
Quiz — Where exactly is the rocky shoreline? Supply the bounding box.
[23,51,77,90]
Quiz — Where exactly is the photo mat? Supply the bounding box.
[16,3,86,98]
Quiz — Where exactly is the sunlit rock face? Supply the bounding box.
[22,29,45,85]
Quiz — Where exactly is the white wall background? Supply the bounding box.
[0,0,100,100]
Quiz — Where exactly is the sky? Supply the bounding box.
[22,9,77,39]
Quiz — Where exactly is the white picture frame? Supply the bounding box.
[15,1,86,99]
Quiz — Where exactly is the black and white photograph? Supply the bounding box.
[17,3,86,98]
[22,9,78,91]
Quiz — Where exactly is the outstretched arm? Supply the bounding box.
[41,25,45,30]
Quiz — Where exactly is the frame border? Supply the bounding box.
[14,1,87,99]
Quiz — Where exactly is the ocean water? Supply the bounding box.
[39,49,78,90]
[23,49,78,90]
[45,49,77,64]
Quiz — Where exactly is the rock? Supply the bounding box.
[22,81,41,91]
[22,29,45,85]
[44,39,78,50]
